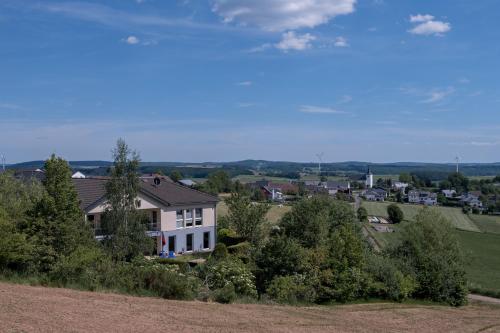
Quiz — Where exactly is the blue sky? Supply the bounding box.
[1,0,499,163]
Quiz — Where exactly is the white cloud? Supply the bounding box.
[338,95,353,104]
[212,0,356,32]
[408,15,451,36]
[299,105,346,114]
[124,35,140,44]
[237,81,253,86]
[237,103,254,108]
[409,14,434,23]
[334,36,349,47]
[275,31,316,52]
[458,77,470,84]
[247,43,272,53]
[422,87,455,103]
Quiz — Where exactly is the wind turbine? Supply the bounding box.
[455,155,460,173]
[316,152,324,175]
[0,154,5,172]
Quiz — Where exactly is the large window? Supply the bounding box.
[185,209,193,227]
[203,232,210,249]
[176,210,184,228]
[195,208,203,226]
[186,233,193,252]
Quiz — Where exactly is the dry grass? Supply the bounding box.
[1,282,500,333]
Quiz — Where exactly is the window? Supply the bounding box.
[87,215,95,222]
[135,200,141,208]
[176,210,184,228]
[203,232,210,249]
[152,211,157,224]
[168,236,176,253]
[186,233,193,252]
[195,208,203,226]
[185,209,193,227]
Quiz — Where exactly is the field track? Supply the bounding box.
[1,282,500,333]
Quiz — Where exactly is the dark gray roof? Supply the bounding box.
[73,178,107,211]
[73,176,218,212]
[139,177,218,206]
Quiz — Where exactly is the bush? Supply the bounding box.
[217,228,246,247]
[0,212,33,271]
[266,275,316,304]
[387,204,404,223]
[366,255,416,302]
[50,246,111,290]
[211,243,228,260]
[154,258,190,272]
[388,209,468,306]
[206,258,257,298]
[213,283,237,304]
[357,207,368,222]
[227,242,251,263]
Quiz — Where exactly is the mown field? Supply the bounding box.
[362,200,500,295]
[361,201,480,232]
[2,282,500,333]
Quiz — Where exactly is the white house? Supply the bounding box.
[363,188,387,201]
[74,175,218,255]
[392,182,409,192]
[72,171,86,179]
[442,189,456,198]
[408,190,437,206]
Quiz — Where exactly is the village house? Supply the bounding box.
[442,189,457,198]
[362,188,387,201]
[408,190,438,206]
[250,180,298,202]
[392,182,409,192]
[460,191,483,209]
[73,175,218,255]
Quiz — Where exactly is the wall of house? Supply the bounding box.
[157,226,216,254]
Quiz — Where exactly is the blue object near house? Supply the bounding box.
[168,251,176,258]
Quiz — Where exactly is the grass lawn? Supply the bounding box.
[457,230,500,293]
[217,201,291,224]
[361,201,480,232]
[469,215,500,234]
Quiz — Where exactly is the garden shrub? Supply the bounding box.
[266,275,316,304]
[206,258,257,298]
[211,243,228,260]
[213,283,237,304]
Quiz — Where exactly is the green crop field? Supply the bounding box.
[469,215,500,234]
[361,201,480,232]
[457,230,500,293]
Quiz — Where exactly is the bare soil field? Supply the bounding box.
[1,283,500,333]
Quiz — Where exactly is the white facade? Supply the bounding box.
[85,193,217,255]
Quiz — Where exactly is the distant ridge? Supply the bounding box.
[6,159,500,177]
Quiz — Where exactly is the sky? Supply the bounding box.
[1,0,499,163]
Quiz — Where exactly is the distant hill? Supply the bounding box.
[6,159,500,179]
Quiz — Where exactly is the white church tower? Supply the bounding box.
[365,166,373,189]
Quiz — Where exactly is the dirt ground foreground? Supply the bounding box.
[1,282,500,333]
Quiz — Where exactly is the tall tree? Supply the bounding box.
[388,209,468,306]
[219,193,270,245]
[30,155,94,270]
[101,139,153,261]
